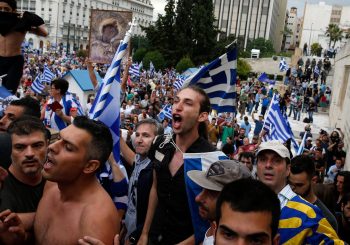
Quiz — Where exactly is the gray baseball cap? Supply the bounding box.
[187,160,252,192]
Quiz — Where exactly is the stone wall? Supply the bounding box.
[329,41,350,170]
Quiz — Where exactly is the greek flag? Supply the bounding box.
[129,63,140,77]
[149,61,155,77]
[30,76,45,94]
[41,65,55,84]
[184,151,229,244]
[297,132,307,155]
[157,104,172,121]
[279,58,288,72]
[173,75,185,91]
[262,94,298,151]
[66,92,84,116]
[183,47,237,113]
[90,20,135,163]
[314,65,320,76]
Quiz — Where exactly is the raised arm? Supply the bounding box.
[87,59,98,89]
[30,24,48,37]
[119,134,135,167]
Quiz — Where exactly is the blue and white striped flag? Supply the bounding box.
[129,63,140,77]
[262,94,298,151]
[41,65,56,84]
[89,20,135,163]
[184,151,229,244]
[314,65,320,76]
[183,47,237,113]
[30,76,45,94]
[297,131,307,155]
[279,58,289,72]
[149,61,155,77]
[66,92,84,116]
[157,104,172,121]
[173,75,185,91]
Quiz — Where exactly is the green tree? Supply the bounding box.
[310,43,322,56]
[247,38,274,57]
[175,56,195,73]
[174,0,194,60]
[76,49,88,58]
[191,0,217,64]
[133,48,147,63]
[237,59,252,80]
[325,24,343,48]
[142,51,165,71]
[131,35,149,51]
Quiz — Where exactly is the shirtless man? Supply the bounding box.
[33,116,119,245]
[0,0,48,93]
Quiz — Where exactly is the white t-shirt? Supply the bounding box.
[203,228,214,245]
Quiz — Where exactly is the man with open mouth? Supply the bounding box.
[138,85,216,245]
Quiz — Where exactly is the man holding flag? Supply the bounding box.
[138,86,216,245]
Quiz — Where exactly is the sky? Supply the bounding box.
[287,0,347,16]
[150,0,348,19]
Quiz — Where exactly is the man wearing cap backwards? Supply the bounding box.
[187,160,252,245]
[256,141,343,244]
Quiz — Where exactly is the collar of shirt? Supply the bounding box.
[278,184,297,209]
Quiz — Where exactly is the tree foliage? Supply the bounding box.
[246,38,274,57]
[142,51,165,71]
[237,59,252,80]
[142,0,217,67]
[175,56,195,73]
[311,43,322,56]
[325,24,343,48]
[133,48,147,63]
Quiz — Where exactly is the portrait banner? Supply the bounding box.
[89,10,132,64]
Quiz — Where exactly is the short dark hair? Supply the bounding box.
[135,118,163,136]
[73,116,112,167]
[216,179,280,238]
[7,116,47,140]
[51,78,69,95]
[0,0,16,10]
[290,155,316,179]
[10,97,40,118]
[238,151,255,163]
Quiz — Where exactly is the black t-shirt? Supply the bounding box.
[0,132,12,169]
[0,172,45,212]
[149,134,216,244]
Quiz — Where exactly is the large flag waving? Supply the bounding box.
[262,94,298,151]
[184,151,229,244]
[182,47,237,113]
[129,63,140,77]
[89,20,136,163]
[30,76,45,94]
[41,65,56,84]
